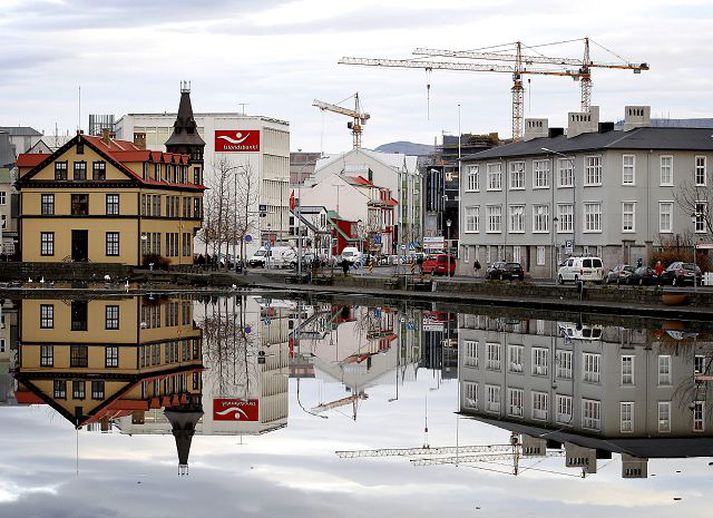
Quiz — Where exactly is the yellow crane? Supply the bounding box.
[313,93,370,149]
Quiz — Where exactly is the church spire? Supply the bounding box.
[165,405,204,476]
[165,81,205,165]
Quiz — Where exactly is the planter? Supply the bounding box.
[661,293,689,306]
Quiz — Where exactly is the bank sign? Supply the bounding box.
[213,398,259,421]
[215,130,260,152]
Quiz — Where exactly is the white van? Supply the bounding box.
[247,246,296,268]
[557,256,605,284]
[340,247,362,264]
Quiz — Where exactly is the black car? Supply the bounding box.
[486,261,524,281]
[606,264,634,285]
[628,266,659,286]
[660,262,703,286]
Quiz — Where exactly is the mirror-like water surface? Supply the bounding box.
[0,294,711,517]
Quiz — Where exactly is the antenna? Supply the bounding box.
[78,85,82,132]
[238,103,249,116]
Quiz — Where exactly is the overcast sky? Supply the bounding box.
[1,0,712,153]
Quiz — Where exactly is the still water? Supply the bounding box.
[0,293,711,517]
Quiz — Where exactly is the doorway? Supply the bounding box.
[72,230,88,262]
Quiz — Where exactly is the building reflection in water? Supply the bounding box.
[458,314,713,478]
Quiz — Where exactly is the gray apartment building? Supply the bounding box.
[458,314,713,478]
[458,106,713,277]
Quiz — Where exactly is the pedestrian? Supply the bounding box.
[341,258,350,276]
[416,254,424,274]
[636,257,643,268]
[655,260,664,276]
[473,259,481,277]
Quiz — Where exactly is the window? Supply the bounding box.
[73,161,87,180]
[693,401,705,431]
[466,165,479,191]
[92,161,106,180]
[536,246,546,266]
[106,194,119,215]
[556,350,573,379]
[509,205,524,233]
[582,399,601,430]
[622,155,635,184]
[557,204,573,233]
[620,402,634,432]
[486,205,501,233]
[91,380,105,400]
[533,159,550,188]
[53,380,67,399]
[658,401,671,433]
[54,161,68,180]
[584,156,602,185]
[695,156,706,186]
[532,391,548,420]
[532,205,549,233]
[660,156,673,185]
[532,347,548,376]
[72,381,85,399]
[40,345,54,367]
[558,158,574,187]
[622,202,636,232]
[40,232,54,256]
[105,305,119,330]
[512,245,521,264]
[556,395,573,424]
[41,194,54,215]
[71,194,89,215]
[583,353,601,383]
[509,161,525,190]
[465,206,479,233]
[40,304,54,328]
[659,202,673,233]
[0,191,4,205]
[486,385,501,412]
[464,382,478,409]
[508,388,524,417]
[694,355,705,375]
[70,345,88,368]
[71,301,87,331]
[508,344,523,373]
[486,342,501,371]
[584,202,602,232]
[105,346,119,368]
[106,232,120,256]
[464,340,478,367]
[695,202,706,233]
[658,355,672,385]
[487,163,502,191]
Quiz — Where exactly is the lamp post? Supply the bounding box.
[446,219,452,277]
[542,148,576,254]
[552,216,559,276]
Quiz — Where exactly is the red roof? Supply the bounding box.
[386,198,398,206]
[16,154,48,168]
[14,390,45,404]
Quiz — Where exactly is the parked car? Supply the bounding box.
[660,262,703,286]
[606,264,634,285]
[422,253,456,276]
[340,247,362,264]
[485,261,525,281]
[247,247,268,267]
[557,256,605,284]
[628,265,659,286]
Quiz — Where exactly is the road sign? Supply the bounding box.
[244,234,253,243]
[695,243,713,250]
[244,325,252,334]
[564,240,574,254]
[263,241,271,250]
[258,357,266,365]
[259,204,267,212]
[406,322,415,331]
[259,212,267,218]
[373,235,382,245]
[373,308,381,318]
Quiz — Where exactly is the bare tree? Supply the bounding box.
[201,157,236,263]
[674,176,713,235]
[233,163,260,264]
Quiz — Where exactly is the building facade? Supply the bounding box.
[459,106,713,277]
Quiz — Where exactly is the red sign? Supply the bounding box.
[213,398,259,421]
[214,130,260,152]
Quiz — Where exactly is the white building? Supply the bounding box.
[116,108,290,258]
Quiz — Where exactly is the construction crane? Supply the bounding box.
[311,392,368,419]
[336,442,515,459]
[339,38,648,141]
[313,93,370,149]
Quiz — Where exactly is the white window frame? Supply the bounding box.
[509,161,525,190]
[558,158,574,188]
[695,156,706,186]
[695,201,707,233]
[583,353,601,383]
[466,165,480,192]
[464,340,479,368]
[486,342,501,371]
[509,205,524,234]
[532,391,549,421]
[622,201,636,233]
[583,202,602,233]
[556,349,573,379]
[508,344,523,373]
[464,381,478,410]
[582,399,601,431]
[465,206,480,233]
[532,347,548,376]
[658,201,674,233]
[486,384,501,413]
[536,245,546,266]
[660,155,673,186]
[512,245,521,264]
[658,401,671,433]
[556,394,573,424]
[507,387,524,417]
[557,203,573,234]
[584,155,602,186]
[486,205,502,234]
[533,159,550,189]
[487,163,502,191]
[620,401,634,433]
[532,204,549,233]
[658,355,672,386]
[693,401,705,432]
[622,154,636,185]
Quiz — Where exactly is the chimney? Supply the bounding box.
[133,132,147,150]
[523,118,549,141]
[621,454,648,478]
[567,106,600,138]
[101,127,111,145]
[623,105,651,131]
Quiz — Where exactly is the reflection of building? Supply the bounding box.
[458,314,713,478]
[420,311,458,380]
[0,300,18,405]
[13,296,204,472]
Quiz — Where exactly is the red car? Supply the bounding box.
[422,254,456,276]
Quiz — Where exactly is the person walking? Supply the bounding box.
[473,259,481,277]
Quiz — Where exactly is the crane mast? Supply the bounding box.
[313,93,370,149]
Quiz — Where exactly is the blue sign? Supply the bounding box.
[373,235,382,245]
[244,325,252,334]
[244,234,253,243]
[373,308,382,318]
[406,322,415,331]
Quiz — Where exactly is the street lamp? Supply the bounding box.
[542,147,576,254]
[446,219,452,277]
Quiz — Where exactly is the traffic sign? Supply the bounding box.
[244,325,252,334]
[564,240,574,254]
[244,234,253,243]
[373,235,382,245]
[259,204,267,212]
[258,357,266,365]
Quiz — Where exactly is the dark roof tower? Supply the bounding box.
[165,401,204,476]
[165,81,205,178]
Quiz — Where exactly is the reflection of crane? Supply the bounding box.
[311,392,368,420]
[339,38,648,141]
[313,93,370,149]
[336,443,514,459]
